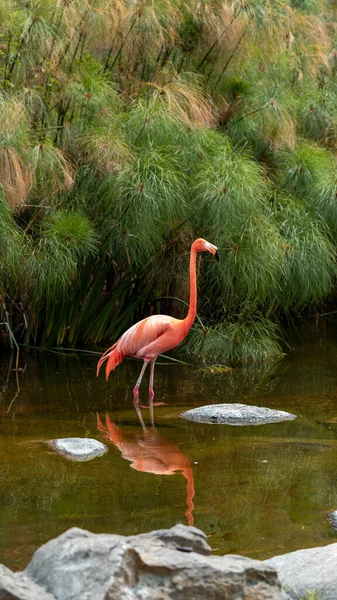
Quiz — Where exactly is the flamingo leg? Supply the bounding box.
[149,360,155,428]
[133,360,149,399]
[149,361,155,400]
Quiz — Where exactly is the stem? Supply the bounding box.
[103,43,115,73]
[54,96,72,143]
[107,14,139,72]
[140,59,148,82]
[196,8,242,72]
[79,32,86,63]
[8,17,36,77]
[205,44,222,82]
[68,29,84,74]
[212,16,253,91]
[232,103,268,125]
[196,39,219,72]
[134,119,148,144]
[176,54,185,74]
[160,45,174,68]
[3,29,12,87]
[47,6,64,61]
[0,322,20,371]
[150,46,163,80]
[57,20,83,68]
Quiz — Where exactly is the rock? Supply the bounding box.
[265,542,337,600]
[180,403,296,425]
[24,524,290,600]
[0,564,55,600]
[47,438,108,461]
[327,510,337,530]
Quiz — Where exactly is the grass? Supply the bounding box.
[1,0,337,364]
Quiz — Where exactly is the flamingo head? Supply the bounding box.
[194,238,220,261]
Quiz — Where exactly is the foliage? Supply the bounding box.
[184,318,283,365]
[1,0,337,364]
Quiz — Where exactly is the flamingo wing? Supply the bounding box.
[97,314,178,380]
[118,314,177,357]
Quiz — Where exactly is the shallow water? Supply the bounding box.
[1,322,337,570]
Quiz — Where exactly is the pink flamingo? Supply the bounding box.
[97,238,219,423]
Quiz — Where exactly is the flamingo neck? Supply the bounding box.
[183,243,198,332]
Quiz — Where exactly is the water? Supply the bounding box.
[1,322,337,571]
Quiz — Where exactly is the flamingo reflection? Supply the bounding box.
[97,413,195,526]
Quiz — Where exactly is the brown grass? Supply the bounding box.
[138,69,216,127]
[0,147,32,210]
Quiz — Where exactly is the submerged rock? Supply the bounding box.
[47,437,108,462]
[21,524,289,600]
[180,403,296,425]
[265,542,337,600]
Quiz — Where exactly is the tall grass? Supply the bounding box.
[1,0,337,364]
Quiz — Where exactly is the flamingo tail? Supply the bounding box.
[96,342,125,381]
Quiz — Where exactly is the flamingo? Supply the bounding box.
[97,238,219,423]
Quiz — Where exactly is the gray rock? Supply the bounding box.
[327,510,337,530]
[180,403,296,425]
[265,542,337,600]
[47,438,108,462]
[24,524,290,600]
[0,564,55,600]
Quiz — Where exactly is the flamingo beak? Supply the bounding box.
[204,241,220,260]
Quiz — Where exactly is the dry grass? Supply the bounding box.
[80,129,131,175]
[138,68,215,127]
[30,144,75,197]
[293,13,331,77]
[0,148,32,210]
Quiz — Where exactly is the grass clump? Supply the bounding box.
[184,318,283,366]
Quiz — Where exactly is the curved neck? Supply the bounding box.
[183,244,198,331]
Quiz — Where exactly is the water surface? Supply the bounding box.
[1,323,337,570]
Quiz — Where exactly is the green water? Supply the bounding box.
[1,326,337,570]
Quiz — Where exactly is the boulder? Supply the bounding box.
[0,564,54,600]
[22,524,290,600]
[265,542,337,600]
[180,403,296,425]
[47,438,108,461]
